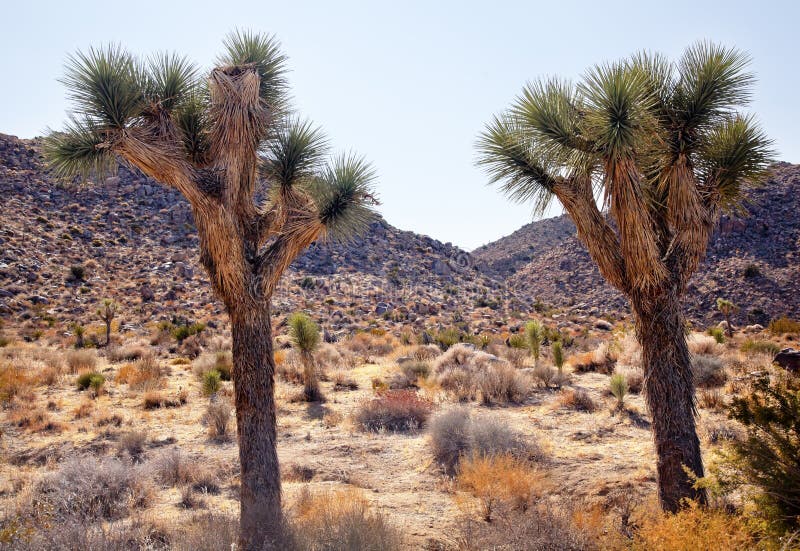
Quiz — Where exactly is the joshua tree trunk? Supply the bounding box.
[230,300,282,549]
[104,322,111,347]
[302,351,319,401]
[633,291,707,511]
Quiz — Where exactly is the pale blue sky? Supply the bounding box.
[1,0,797,249]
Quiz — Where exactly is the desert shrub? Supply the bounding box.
[507,333,527,349]
[703,420,741,444]
[66,349,96,373]
[428,408,540,475]
[741,339,781,356]
[27,456,154,522]
[632,502,754,551]
[609,373,628,409]
[552,341,564,371]
[409,344,441,361]
[502,347,528,369]
[202,370,222,396]
[457,454,546,521]
[688,334,721,356]
[107,343,148,362]
[171,321,206,343]
[354,390,433,432]
[438,367,477,401]
[571,342,617,374]
[193,351,232,381]
[714,376,800,533]
[8,405,65,433]
[75,371,104,391]
[204,402,232,442]
[434,328,461,350]
[692,354,727,388]
[314,343,342,370]
[698,388,725,410]
[524,320,544,362]
[477,363,529,405]
[116,430,147,461]
[457,502,593,551]
[706,326,726,344]
[143,390,187,409]
[332,370,359,391]
[615,365,643,394]
[400,360,430,382]
[345,332,397,359]
[292,488,403,550]
[769,316,800,336]
[558,389,597,412]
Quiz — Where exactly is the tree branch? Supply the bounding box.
[553,174,629,293]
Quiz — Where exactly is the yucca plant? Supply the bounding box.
[478,42,773,511]
[716,298,739,337]
[44,31,378,549]
[525,320,544,364]
[288,312,322,401]
[610,373,629,410]
[552,340,564,374]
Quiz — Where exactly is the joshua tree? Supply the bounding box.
[525,319,543,363]
[552,340,564,375]
[478,42,772,511]
[44,31,378,548]
[716,298,739,336]
[287,312,322,401]
[96,298,117,347]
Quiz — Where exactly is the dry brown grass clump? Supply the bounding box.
[692,354,727,388]
[687,333,722,356]
[66,349,97,373]
[434,344,529,403]
[0,362,34,404]
[344,331,397,361]
[117,355,166,391]
[558,389,598,412]
[457,453,548,521]
[292,488,403,550]
[107,343,149,363]
[476,362,530,405]
[631,503,754,551]
[570,342,617,374]
[203,401,232,442]
[354,389,433,432]
[142,389,188,409]
[7,405,65,433]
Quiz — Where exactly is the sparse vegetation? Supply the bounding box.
[610,373,628,410]
[288,312,322,402]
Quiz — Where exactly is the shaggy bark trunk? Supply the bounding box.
[632,291,707,512]
[230,301,282,550]
[302,350,319,401]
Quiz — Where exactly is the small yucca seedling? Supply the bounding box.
[552,341,564,374]
[288,312,322,401]
[610,373,628,410]
[202,369,222,396]
[525,320,544,363]
[707,327,725,344]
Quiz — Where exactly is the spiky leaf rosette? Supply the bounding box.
[262,118,329,191]
[288,312,320,353]
[218,29,288,112]
[312,154,380,242]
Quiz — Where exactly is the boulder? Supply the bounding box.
[774,348,800,372]
[594,319,614,331]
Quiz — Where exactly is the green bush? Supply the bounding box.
[202,370,222,396]
[741,340,781,356]
[552,341,564,372]
[716,376,800,534]
[172,322,206,342]
[76,371,104,391]
[435,328,461,350]
[524,321,543,361]
[214,351,233,381]
[507,334,527,349]
[706,327,725,344]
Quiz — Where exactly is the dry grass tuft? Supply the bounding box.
[203,401,232,442]
[558,389,598,412]
[66,349,97,373]
[457,453,547,521]
[570,342,617,374]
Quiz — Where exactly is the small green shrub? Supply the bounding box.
[743,263,761,278]
[435,328,461,350]
[609,373,628,409]
[507,334,527,349]
[716,376,800,534]
[76,371,104,391]
[524,320,543,361]
[741,339,781,356]
[202,370,222,396]
[69,265,85,281]
[172,322,206,342]
[552,341,564,373]
[89,374,105,395]
[769,317,800,336]
[706,327,725,344]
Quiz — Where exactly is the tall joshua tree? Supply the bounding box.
[478,42,772,511]
[44,31,378,549]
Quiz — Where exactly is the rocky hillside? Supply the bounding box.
[473,163,800,326]
[0,133,529,341]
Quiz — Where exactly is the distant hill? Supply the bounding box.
[472,162,800,326]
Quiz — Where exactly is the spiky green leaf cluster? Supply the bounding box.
[288,312,320,353]
[218,29,288,111]
[477,41,774,218]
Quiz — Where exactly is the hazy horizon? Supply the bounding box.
[2,0,797,250]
